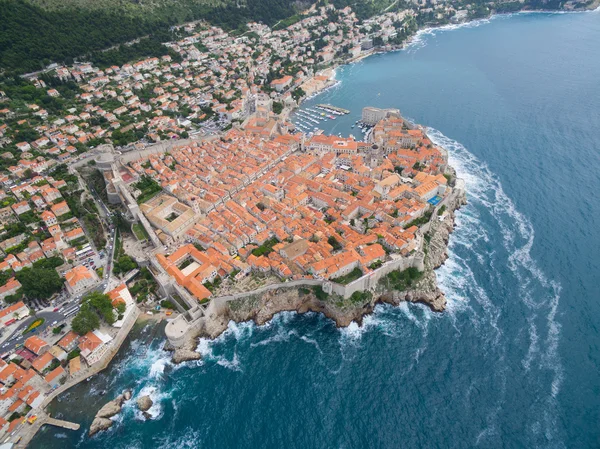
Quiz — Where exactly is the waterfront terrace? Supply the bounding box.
[141,116,454,305]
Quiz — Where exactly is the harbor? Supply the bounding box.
[290,104,353,137]
[291,103,377,141]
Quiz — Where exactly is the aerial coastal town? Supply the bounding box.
[0,0,490,445]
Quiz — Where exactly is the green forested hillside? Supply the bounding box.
[0,0,301,73]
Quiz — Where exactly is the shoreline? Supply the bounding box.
[167,171,467,359]
[15,307,144,448]
[296,2,599,105]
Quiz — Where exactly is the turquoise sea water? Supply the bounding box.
[30,10,600,449]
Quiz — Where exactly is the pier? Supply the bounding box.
[316,104,350,114]
[14,307,141,448]
[46,417,81,431]
[16,412,80,449]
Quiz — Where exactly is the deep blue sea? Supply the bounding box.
[30,10,600,449]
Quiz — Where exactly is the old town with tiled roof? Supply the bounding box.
[0,1,469,445]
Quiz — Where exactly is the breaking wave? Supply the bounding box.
[427,127,564,443]
[406,17,494,52]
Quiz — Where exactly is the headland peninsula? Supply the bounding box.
[0,0,595,446]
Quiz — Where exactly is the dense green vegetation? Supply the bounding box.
[203,276,221,293]
[129,267,158,303]
[272,101,284,114]
[380,267,422,291]
[312,285,329,301]
[15,257,64,300]
[88,33,181,69]
[112,230,138,276]
[52,164,79,185]
[134,176,162,204]
[0,0,302,74]
[67,348,81,360]
[0,0,162,73]
[132,223,149,241]
[251,237,279,257]
[330,266,363,285]
[71,291,116,335]
[272,13,303,30]
[113,255,137,276]
[160,299,176,309]
[329,0,399,20]
[368,260,383,270]
[349,290,372,304]
[327,235,342,251]
[71,303,100,335]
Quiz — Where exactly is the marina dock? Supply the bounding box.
[316,104,350,114]
[46,417,80,431]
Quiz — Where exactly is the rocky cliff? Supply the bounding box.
[169,186,467,356]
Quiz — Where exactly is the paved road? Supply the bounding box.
[0,311,68,354]
[0,164,120,357]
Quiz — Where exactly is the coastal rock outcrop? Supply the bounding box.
[172,348,201,364]
[95,395,123,418]
[89,389,133,436]
[137,395,153,412]
[89,417,113,436]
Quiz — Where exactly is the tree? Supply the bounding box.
[16,267,63,300]
[327,235,342,251]
[113,255,137,275]
[86,291,116,325]
[71,291,117,334]
[291,88,305,102]
[160,300,175,309]
[71,304,100,335]
[272,101,283,114]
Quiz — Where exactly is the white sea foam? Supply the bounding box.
[397,302,426,330]
[149,357,170,379]
[196,324,247,371]
[522,317,539,371]
[225,320,255,341]
[405,17,493,52]
[251,328,297,347]
[133,385,171,420]
[196,337,214,358]
[428,127,564,439]
[155,428,202,449]
[339,321,363,341]
[216,351,242,372]
[337,310,388,342]
[300,336,323,355]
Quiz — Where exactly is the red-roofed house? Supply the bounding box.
[0,301,29,326]
[24,336,50,355]
[58,331,79,352]
[44,366,66,388]
[65,265,98,295]
[31,352,55,373]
